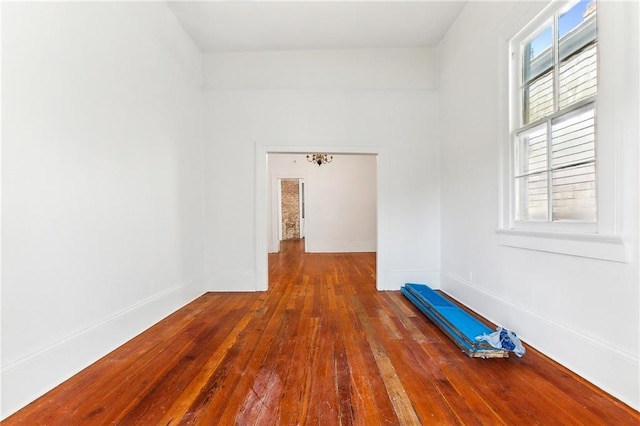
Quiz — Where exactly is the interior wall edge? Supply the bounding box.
[255,143,392,292]
[305,241,376,253]
[203,271,258,292]
[440,272,640,411]
[0,278,204,419]
[387,269,441,291]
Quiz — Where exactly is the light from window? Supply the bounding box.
[514,0,597,224]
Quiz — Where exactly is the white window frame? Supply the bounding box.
[499,0,630,263]
[512,0,598,232]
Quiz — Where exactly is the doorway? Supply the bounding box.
[278,178,305,252]
[255,146,387,291]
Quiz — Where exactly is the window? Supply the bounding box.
[512,0,598,229]
[500,0,634,263]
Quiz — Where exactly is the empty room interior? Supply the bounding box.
[1,0,639,423]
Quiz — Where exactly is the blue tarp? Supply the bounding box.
[401,283,510,358]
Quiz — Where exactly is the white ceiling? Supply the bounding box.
[167,1,467,53]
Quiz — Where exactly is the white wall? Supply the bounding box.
[268,153,377,253]
[205,48,438,91]
[1,2,205,417]
[439,1,639,409]
[203,48,441,291]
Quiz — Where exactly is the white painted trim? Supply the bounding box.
[441,271,639,410]
[270,176,281,253]
[386,269,440,290]
[0,2,4,416]
[0,278,204,419]
[496,229,630,262]
[501,2,634,241]
[276,178,283,243]
[442,273,638,367]
[206,271,258,292]
[256,143,388,291]
[270,173,308,253]
[299,178,305,240]
[306,240,376,253]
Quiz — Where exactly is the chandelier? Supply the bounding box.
[306,153,333,166]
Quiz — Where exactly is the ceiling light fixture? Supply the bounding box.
[306,153,333,166]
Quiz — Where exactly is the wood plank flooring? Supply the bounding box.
[4,239,639,424]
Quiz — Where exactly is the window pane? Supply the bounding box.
[523,25,553,83]
[559,42,597,108]
[551,103,595,168]
[552,163,596,221]
[559,0,597,60]
[524,71,554,123]
[516,125,547,176]
[516,173,548,221]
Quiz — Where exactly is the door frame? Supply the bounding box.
[299,179,305,239]
[256,144,387,291]
[274,177,305,251]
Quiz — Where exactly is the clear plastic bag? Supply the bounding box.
[476,327,526,357]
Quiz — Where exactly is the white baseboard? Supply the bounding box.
[204,271,258,292]
[0,277,204,419]
[385,269,440,290]
[305,240,376,253]
[440,271,639,411]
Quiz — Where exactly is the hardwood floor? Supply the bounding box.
[5,238,639,425]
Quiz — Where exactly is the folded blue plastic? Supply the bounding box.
[401,283,509,358]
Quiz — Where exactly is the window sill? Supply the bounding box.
[496,229,630,263]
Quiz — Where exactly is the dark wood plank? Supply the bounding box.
[4,238,639,425]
